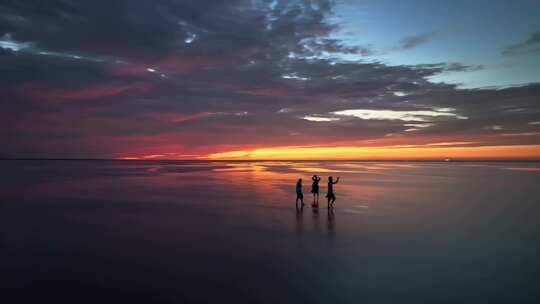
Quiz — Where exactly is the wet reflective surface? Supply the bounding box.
[1,160,539,303]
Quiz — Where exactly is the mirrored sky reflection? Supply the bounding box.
[1,160,539,302]
[1,1,540,159]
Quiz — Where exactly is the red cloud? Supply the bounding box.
[149,112,212,123]
[111,56,226,77]
[236,87,297,97]
[19,82,152,102]
[110,47,267,77]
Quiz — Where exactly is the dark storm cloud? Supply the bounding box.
[501,30,540,56]
[1,0,539,157]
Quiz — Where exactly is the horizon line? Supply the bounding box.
[1,158,540,162]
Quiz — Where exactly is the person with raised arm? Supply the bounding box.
[326,176,340,208]
[311,175,321,207]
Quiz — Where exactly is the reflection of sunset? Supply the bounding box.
[206,144,540,160]
[4,1,540,302]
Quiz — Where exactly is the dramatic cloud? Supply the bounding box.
[0,0,539,158]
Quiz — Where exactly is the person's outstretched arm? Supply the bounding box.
[333,177,340,184]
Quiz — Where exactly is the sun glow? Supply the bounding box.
[205,144,540,160]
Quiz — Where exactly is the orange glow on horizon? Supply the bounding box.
[118,144,540,160]
[203,144,540,160]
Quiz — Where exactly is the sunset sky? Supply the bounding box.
[2,0,540,160]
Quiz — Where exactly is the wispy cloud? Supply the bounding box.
[0,33,116,63]
[501,30,540,56]
[332,109,467,122]
[395,32,437,50]
[303,116,340,122]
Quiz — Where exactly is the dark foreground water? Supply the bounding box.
[1,160,539,303]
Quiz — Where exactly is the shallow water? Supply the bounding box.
[1,160,539,303]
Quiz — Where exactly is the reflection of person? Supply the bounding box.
[296,200,303,221]
[311,175,321,207]
[327,207,335,235]
[296,178,304,206]
[326,176,340,208]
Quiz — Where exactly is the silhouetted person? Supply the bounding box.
[311,175,321,207]
[326,176,340,208]
[296,178,304,206]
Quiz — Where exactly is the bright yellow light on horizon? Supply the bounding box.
[206,144,540,160]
